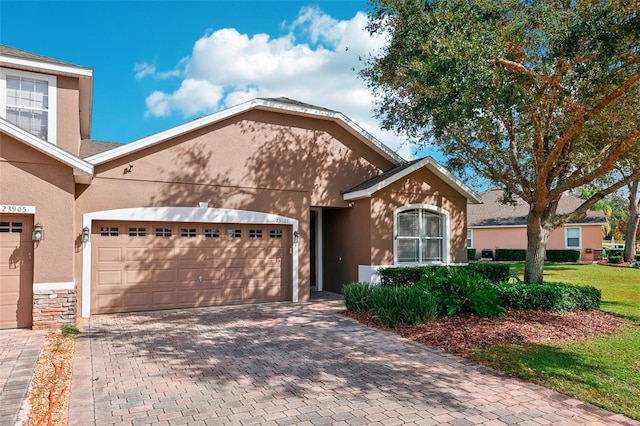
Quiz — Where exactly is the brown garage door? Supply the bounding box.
[0,215,33,329]
[91,221,289,314]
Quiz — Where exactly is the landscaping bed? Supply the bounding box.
[342,308,625,356]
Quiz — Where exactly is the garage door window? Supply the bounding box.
[129,227,146,237]
[227,229,242,238]
[204,228,220,238]
[181,228,196,237]
[0,221,23,233]
[249,229,263,238]
[100,227,119,237]
[156,228,172,237]
[270,229,283,238]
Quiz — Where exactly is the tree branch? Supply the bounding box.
[495,58,564,91]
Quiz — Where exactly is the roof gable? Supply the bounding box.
[343,156,481,203]
[468,188,607,227]
[0,118,93,183]
[85,98,406,166]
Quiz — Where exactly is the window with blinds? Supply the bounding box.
[396,208,443,263]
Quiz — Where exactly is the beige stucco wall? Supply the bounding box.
[370,167,468,265]
[56,76,81,156]
[471,224,603,261]
[74,109,398,303]
[0,133,76,283]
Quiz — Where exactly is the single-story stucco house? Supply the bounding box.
[468,188,606,262]
[0,44,480,330]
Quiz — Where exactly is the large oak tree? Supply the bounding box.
[362,0,640,282]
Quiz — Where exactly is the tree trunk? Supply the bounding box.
[624,181,639,262]
[524,212,551,283]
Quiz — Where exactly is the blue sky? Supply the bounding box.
[1,1,440,162]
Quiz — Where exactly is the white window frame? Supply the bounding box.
[467,228,473,248]
[0,68,57,145]
[393,204,450,265]
[565,226,582,249]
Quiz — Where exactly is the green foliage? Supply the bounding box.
[400,287,438,325]
[342,283,371,312]
[61,323,80,337]
[495,282,601,313]
[416,268,505,318]
[467,248,476,260]
[546,249,581,262]
[378,264,510,287]
[368,286,404,327]
[608,255,624,264]
[495,249,527,261]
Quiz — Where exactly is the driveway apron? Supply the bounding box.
[69,294,639,426]
[0,329,45,426]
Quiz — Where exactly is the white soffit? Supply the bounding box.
[343,156,481,203]
[86,98,406,166]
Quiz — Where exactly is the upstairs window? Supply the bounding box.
[395,206,448,264]
[1,69,57,144]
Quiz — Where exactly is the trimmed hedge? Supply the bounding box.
[495,282,601,313]
[607,248,624,263]
[546,249,581,262]
[495,248,527,261]
[378,264,511,287]
[467,248,477,260]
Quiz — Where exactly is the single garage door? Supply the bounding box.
[91,221,289,314]
[0,215,33,329]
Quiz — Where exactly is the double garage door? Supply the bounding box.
[92,221,289,314]
[0,215,33,329]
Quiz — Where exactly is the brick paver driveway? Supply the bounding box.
[69,294,639,426]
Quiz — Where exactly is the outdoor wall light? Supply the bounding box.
[82,226,90,243]
[293,231,300,244]
[32,223,44,241]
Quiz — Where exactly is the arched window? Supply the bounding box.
[395,205,449,264]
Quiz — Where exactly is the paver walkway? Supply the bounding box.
[69,294,639,426]
[0,328,45,426]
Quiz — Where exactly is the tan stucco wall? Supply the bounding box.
[370,167,468,265]
[56,76,81,156]
[74,110,397,303]
[0,134,76,283]
[471,224,603,261]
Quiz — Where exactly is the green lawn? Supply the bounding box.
[469,263,640,420]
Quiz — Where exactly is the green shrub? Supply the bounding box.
[608,255,623,264]
[495,248,527,261]
[400,287,437,325]
[343,282,371,312]
[636,251,640,260]
[467,248,477,260]
[416,268,505,318]
[546,249,581,262]
[61,323,80,337]
[368,286,405,327]
[495,282,601,313]
[465,263,511,283]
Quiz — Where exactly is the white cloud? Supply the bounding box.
[140,7,414,159]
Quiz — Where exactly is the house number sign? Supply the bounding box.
[0,205,36,214]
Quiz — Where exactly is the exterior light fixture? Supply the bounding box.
[293,231,300,244]
[32,223,44,241]
[82,226,90,243]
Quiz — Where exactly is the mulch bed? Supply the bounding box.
[342,309,626,356]
[25,332,74,426]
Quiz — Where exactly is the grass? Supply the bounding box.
[469,263,640,420]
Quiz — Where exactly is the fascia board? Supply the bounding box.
[343,157,482,203]
[0,55,93,77]
[89,98,406,167]
[469,222,607,229]
[0,119,93,176]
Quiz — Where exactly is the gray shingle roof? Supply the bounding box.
[80,139,124,158]
[0,45,91,70]
[468,188,607,227]
[344,158,423,193]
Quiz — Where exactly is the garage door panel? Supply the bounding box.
[126,247,149,261]
[92,221,289,314]
[97,247,122,262]
[97,270,122,286]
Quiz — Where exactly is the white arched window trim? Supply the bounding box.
[393,204,451,265]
